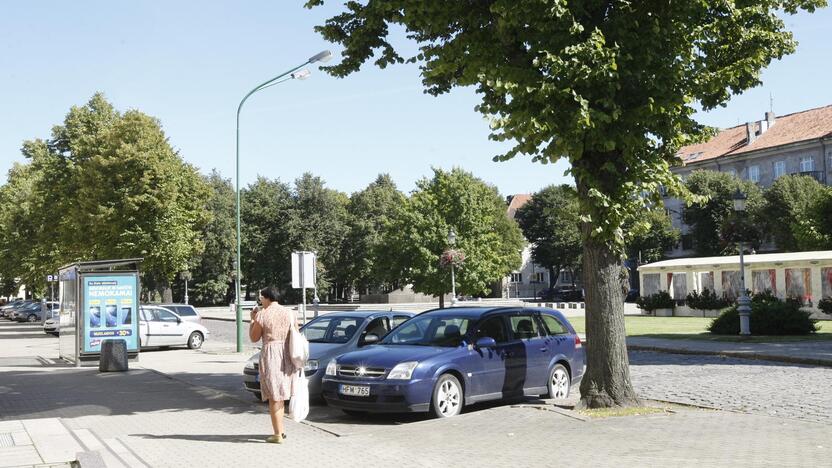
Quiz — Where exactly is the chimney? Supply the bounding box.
[746,122,757,145]
[766,111,775,128]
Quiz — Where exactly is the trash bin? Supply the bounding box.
[99,339,128,372]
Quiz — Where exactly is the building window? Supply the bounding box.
[800,156,814,172]
[531,272,545,283]
[560,271,572,283]
[510,273,522,283]
[725,168,737,178]
[773,160,786,179]
[748,165,760,183]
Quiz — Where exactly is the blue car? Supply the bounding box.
[322,307,584,418]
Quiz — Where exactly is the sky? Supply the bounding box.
[1,2,831,197]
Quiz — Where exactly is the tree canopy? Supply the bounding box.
[764,174,832,251]
[377,167,524,299]
[515,185,582,287]
[626,207,680,264]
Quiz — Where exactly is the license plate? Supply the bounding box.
[339,384,370,397]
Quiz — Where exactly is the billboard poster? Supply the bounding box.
[82,274,138,353]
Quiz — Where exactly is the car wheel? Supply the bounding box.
[27,314,38,322]
[547,364,571,399]
[187,331,204,349]
[431,374,463,418]
[341,409,366,417]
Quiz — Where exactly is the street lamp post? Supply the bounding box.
[732,189,751,336]
[234,50,332,353]
[448,228,457,307]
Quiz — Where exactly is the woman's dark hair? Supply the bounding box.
[260,286,280,302]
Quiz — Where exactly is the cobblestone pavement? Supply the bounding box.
[628,351,832,424]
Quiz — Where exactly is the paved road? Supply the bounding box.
[629,351,832,424]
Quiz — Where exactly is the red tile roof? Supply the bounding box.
[678,104,832,165]
[506,194,532,219]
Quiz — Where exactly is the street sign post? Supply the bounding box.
[291,251,316,324]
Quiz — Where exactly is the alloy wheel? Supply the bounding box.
[437,379,461,417]
[551,366,570,399]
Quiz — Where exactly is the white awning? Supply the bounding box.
[638,250,832,272]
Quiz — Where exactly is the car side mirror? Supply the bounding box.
[176,317,182,324]
[361,333,380,346]
[475,337,497,349]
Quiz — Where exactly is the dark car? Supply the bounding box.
[537,286,584,302]
[322,307,584,418]
[243,310,414,400]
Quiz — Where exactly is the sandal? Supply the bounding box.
[265,435,283,444]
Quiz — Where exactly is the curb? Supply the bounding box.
[627,344,832,368]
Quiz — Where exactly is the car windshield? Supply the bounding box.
[301,316,362,344]
[381,314,471,347]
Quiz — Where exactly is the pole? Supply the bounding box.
[235,60,312,353]
[450,263,457,306]
[737,241,751,335]
[184,278,189,305]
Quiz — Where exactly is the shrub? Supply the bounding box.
[685,289,730,310]
[819,297,832,316]
[636,291,675,312]
[708,296,818,335]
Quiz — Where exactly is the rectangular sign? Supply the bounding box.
[82,274,139,353]
[291,251,316,289]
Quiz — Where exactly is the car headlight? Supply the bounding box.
[244,360,256,370]
[387,361,419,380]
[304,360,319,372]
[325,359,337,376]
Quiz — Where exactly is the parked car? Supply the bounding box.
[2,299,34,319]
[243,310,414,400]
[322,307,584,418]
[11,302,57,322]
[537,286,584,302]
[138,305,209,350]
[43,306,61,335]
[157,303,202,323]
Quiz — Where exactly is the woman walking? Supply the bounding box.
[249,286,297,444]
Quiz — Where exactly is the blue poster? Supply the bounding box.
[82,275,139,353]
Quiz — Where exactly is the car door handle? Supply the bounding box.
[539,347,548,352]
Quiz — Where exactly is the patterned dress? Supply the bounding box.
[255,303,297,402]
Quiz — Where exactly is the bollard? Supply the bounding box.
[99,339,129,372]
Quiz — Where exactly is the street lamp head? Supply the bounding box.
[448,228,457,246]
[308,50,333,64]
[732,189,747,212]
[291,69,312,80]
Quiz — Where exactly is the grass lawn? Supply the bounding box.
[569,315,832,343]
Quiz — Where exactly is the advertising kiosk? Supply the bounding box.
[58,259,142,367]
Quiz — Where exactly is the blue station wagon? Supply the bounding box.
[322,307,584,418]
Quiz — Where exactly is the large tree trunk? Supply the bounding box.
[577,181,640,409]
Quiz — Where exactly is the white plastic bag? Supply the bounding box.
[289,326,309,368]
[289,370,310,422]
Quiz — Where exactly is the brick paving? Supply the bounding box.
[3,318,832,467]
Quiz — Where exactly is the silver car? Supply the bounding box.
[243,310,414,400]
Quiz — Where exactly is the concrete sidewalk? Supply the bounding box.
[0,419,77,468]
[626,336,832,367]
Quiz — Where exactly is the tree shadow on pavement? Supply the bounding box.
[0,368,263,421]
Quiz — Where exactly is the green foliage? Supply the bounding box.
[682,170,764,256]
[708,296,818,335]
[764,175,832,251]
[377,167,524,297]
[306,0,824,249]
[626,208,680,264]
[187,171,236,305]
[685,289,730,310]
[515,185,581,287]
[341,174,407,294]
[0,94,210,297]
[636,291,675,312]
[818,297,832,315]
